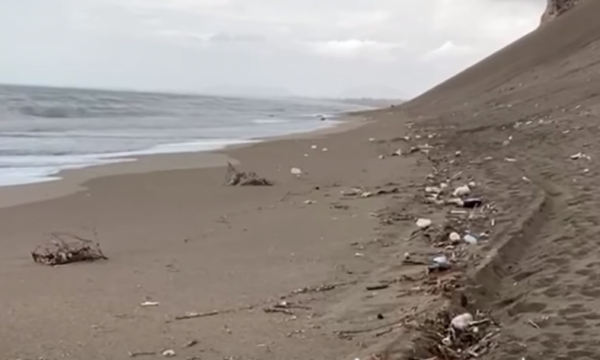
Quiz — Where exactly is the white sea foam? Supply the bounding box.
[0,85,371,188]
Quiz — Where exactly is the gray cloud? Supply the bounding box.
[0,0,545,98]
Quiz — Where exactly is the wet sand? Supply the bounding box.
[0,112,436,360]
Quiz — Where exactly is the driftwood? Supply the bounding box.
[224,162,273,186]
[31,231,107,266]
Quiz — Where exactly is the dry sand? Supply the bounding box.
[0,112,435,360]
[4,2,600,359]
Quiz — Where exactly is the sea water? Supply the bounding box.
[0,85,370,187]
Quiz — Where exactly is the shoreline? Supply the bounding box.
[0,104,425,360]
[0,113,371,210]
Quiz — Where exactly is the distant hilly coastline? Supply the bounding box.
[332,98,404,108]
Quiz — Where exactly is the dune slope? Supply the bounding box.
[385,1,600,359]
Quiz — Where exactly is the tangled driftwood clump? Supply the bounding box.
[410,310,499,360]
[225,162,273,186]
[31,232,108,266]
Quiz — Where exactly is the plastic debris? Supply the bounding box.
[463,234,478,245]
[433,255,448,265]
[140,301,160,307]
[463,198,483,208]
[162,349,176,358]
[416,218,432,228]
[451,313,473,330]
[453,185,471,198]
[442,336,452,346]
[291,167,303,175]
[425,186,442,194]
[449,232,461,242]
[571,152,591,160]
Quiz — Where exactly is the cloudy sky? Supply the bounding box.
[0,0,545,98]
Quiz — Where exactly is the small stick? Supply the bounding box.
[174,310,220,320]
[280,191,291,202]
[528,319,540,329]
[366,284,390,291]
[264,308,294,315]
[403,259,428,266]
[128,351,157,357]
[450,171,463,181]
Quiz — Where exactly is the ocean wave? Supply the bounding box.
[11,103,165,119]
[17,105,84,118]
[252,118,290,124]
[0,138,257,168]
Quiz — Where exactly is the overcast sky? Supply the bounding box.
[0,0,545,98]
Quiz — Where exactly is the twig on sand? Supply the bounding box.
[128,351,158,357]
[528,319,541,329]
[171,304,255,322]
[174,310,221,320]
[280,191,291,202]
[31,231,107,266]
[366,284,390,291]
[225,162,273,186]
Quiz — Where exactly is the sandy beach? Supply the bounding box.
[4,1,600,359]
[0,111,436,360]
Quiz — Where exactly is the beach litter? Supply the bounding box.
[451,313,473,330]
[128,351,158,358]
[183,340,199,348]
[453,185,471,198]
[290,167,303,176]
[413,310,499,360]
[225,162,273,186]
[570,152,591,160]
[31,231,107,266]
[416,218,432,228]
[428,254,451,273]
[161,349,176,358]
[449,232,461,243]
[462,198,483,209]
[140,301,160,307]
[463,234,478,245]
